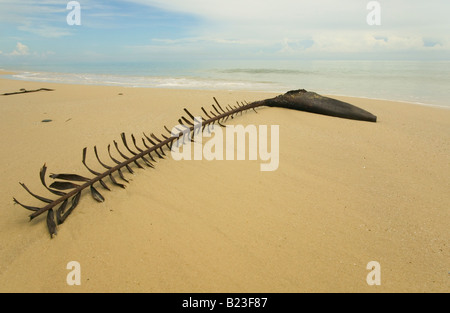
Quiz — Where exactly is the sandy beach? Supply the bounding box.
[0,76,448,293]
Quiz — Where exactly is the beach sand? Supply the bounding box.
[0,77,448,293]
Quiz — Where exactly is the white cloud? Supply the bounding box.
[125,0,450,57]
[18,22,72,38]
[10,42,30,56]
[0,0,68,22]
[126,0,449,29]
[127,0,356,22]
[1,42,57,59]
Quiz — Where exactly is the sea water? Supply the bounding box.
[2,60,449,108]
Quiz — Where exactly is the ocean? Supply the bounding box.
[2,60,449,108]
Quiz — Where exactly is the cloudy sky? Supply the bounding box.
[0,0,449,66]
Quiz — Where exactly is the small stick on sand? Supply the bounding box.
[1,88,54,96]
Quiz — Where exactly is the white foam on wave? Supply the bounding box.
[9,69,447,108]
[11,70,278,92]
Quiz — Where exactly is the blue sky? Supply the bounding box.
[0,0,449,68]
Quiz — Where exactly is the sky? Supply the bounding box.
[0,0,449,68]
